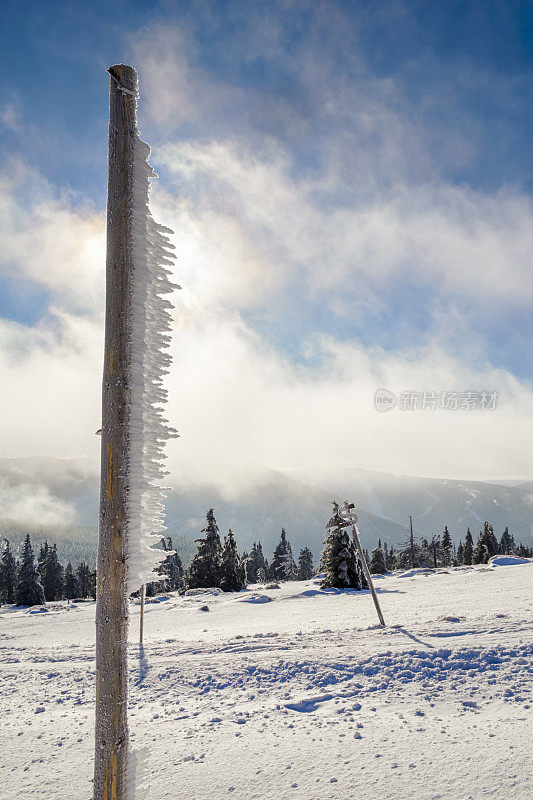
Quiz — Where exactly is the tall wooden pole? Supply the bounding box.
[94,64,138,800]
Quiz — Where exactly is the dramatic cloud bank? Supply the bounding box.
[1,2,532,512]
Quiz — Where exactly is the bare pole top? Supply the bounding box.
[107,64,139,97]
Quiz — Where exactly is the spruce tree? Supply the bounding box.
[245,543,258,583]
[485,522,499,557]
[15,534,45,607]
[77,562,92,597]
[441,526,452,566]
[473,522,498,564]
[463,528,474,565]
[369,546,386,574]
[158,537,184,592]
[186,509,222,589]
[0,539,17,604]
[285,542,298,580]
[89,568,97,599]
[428,535,440,568]
[64,562,81,600]
[37,541,49,586]
[456,541,464,564]
[220,530,246,592]
[499,527,515,555]
[42,544,64,601]
[245,542,268,584]
[271,529,297,581]
[321,502,362,589]
[297,547,314,580]
[255,542,267,582]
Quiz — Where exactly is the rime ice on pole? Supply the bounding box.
[127,131,178,597]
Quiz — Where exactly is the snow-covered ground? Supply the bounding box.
[0,562,531,800]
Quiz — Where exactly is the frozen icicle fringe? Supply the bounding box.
[127,132,178,597]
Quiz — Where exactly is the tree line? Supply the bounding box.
[367,521,532,575]
[0,534,97,606]
[1,509,531,606]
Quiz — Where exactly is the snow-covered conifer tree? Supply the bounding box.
[499,527,515,555]
[271,529,297,581]
[15,534,45,607]
[0,539,17,604]
[42,544,64,601]
[456,541,464,564]
[220,529,246,592]
[64,561,81,600]
[297,547,314,580]
[321,502,362,589]
[37,541,48,586]
[428,535,441,568]
[441,526,452,566]
[245,543,258,583]
[473,522,498,564]
[186,509,223,589]
[157,537,184,592]
[369,545,386,574]
[284,542,298,580]
[256,542,267,580]
[463,528,474,565]
[77,562,92,598]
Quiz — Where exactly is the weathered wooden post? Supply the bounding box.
[94,63,138,800]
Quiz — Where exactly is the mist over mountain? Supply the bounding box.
[0,457,531,566]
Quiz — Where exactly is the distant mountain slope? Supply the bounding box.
[0,457,531,565]
[289,467,533,544]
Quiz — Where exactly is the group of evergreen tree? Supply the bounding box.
[243,541,268,583]
[457,523,531,565]
[186,510,247,592]
[0,534,96,607]
[2,514,530,607]
[185,510,315,592]
[368,539,396,574]
[0,535,45,607]
[388,521,531,570]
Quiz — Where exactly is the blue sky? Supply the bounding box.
[1,0,532,482]
[1,0,532,199]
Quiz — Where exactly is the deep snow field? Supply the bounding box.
[0,561,531,800]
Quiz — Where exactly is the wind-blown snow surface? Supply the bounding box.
[0,563,531,800]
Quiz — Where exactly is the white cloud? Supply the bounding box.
[0,12,532,497]
[166,312,533,492]
[0,313,102,460]
[0,159,105,314]
[0,480,76,526]
[156,140,533,313]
